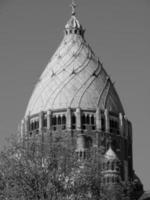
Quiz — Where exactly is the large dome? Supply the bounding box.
[25,14,124,117]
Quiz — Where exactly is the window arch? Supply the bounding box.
[31,122,34,131]
[101,117,105,131]
[52,116,57,130]
[43,116,47,128]
[81,114,86,130]
[62,115,66,124]
[51,114,67,131]
[62,115,66,130]
[72,114,76,130]
[110,118,119,135]
[111,162,115,171]
[58,115,61,125]
[81,113,96,130]
[91,115,95,125]
[86,115,90,124]
[91,115,96,130]
[107,161,110,170]
[35,121,39,129]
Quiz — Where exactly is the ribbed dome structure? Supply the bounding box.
[22,4,144,199]
[25,13,124,117]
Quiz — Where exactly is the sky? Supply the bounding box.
[0,0,150,191]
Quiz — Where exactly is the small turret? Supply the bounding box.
[101,145,121,186]
[65,0,85,37]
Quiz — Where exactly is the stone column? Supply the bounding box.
[39,111,44,133]
[96,108,101,131]
[124,160,128,181]
[24,116,30,150]
[76,108,81,131]
[124,116,128,138]
[119,113,124,137]
[66,108,72,130]
[20,119,25,138]
[104,109,110,133]
[47,110,52,130]
[25,116,30,134]
[128,121,133,141]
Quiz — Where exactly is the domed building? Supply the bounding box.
[20,1,148,200]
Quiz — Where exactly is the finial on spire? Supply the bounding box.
[70,0,76,16]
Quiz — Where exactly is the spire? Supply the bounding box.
[70,0,76,16]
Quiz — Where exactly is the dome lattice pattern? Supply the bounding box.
[25,15,124,117]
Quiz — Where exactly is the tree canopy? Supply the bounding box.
[0,134,102,200]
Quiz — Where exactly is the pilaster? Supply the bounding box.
[21,119,25,138]
[96,108,101,131]
[47,110,52,130]
[25,116,30,133]
[66,108,72,130]
[104,109,110,133]
[76,108,81,131]
[119,113,124,137]
[39,111,44,133]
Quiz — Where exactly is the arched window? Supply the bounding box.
[86,115,90,124]
[107,161,110,170]
[62,115,66,130]
[82,114,86,124]
[43,117,47,128]
[91,115,95,125]
[112,162,115,171]
[31,122,34,131]
[91,115,96,130]
[34,121,36,130]
[72,114,76,129]
[35,121,39,129]
[58,115,61,125]
[62,115,66,124]
[110,118,119,134]
[116,165,120,172]
[52,116,56,125]
[81,113,96,130]
[81,114,86,130]
[101,117,105,131]
[52,116,57,131]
